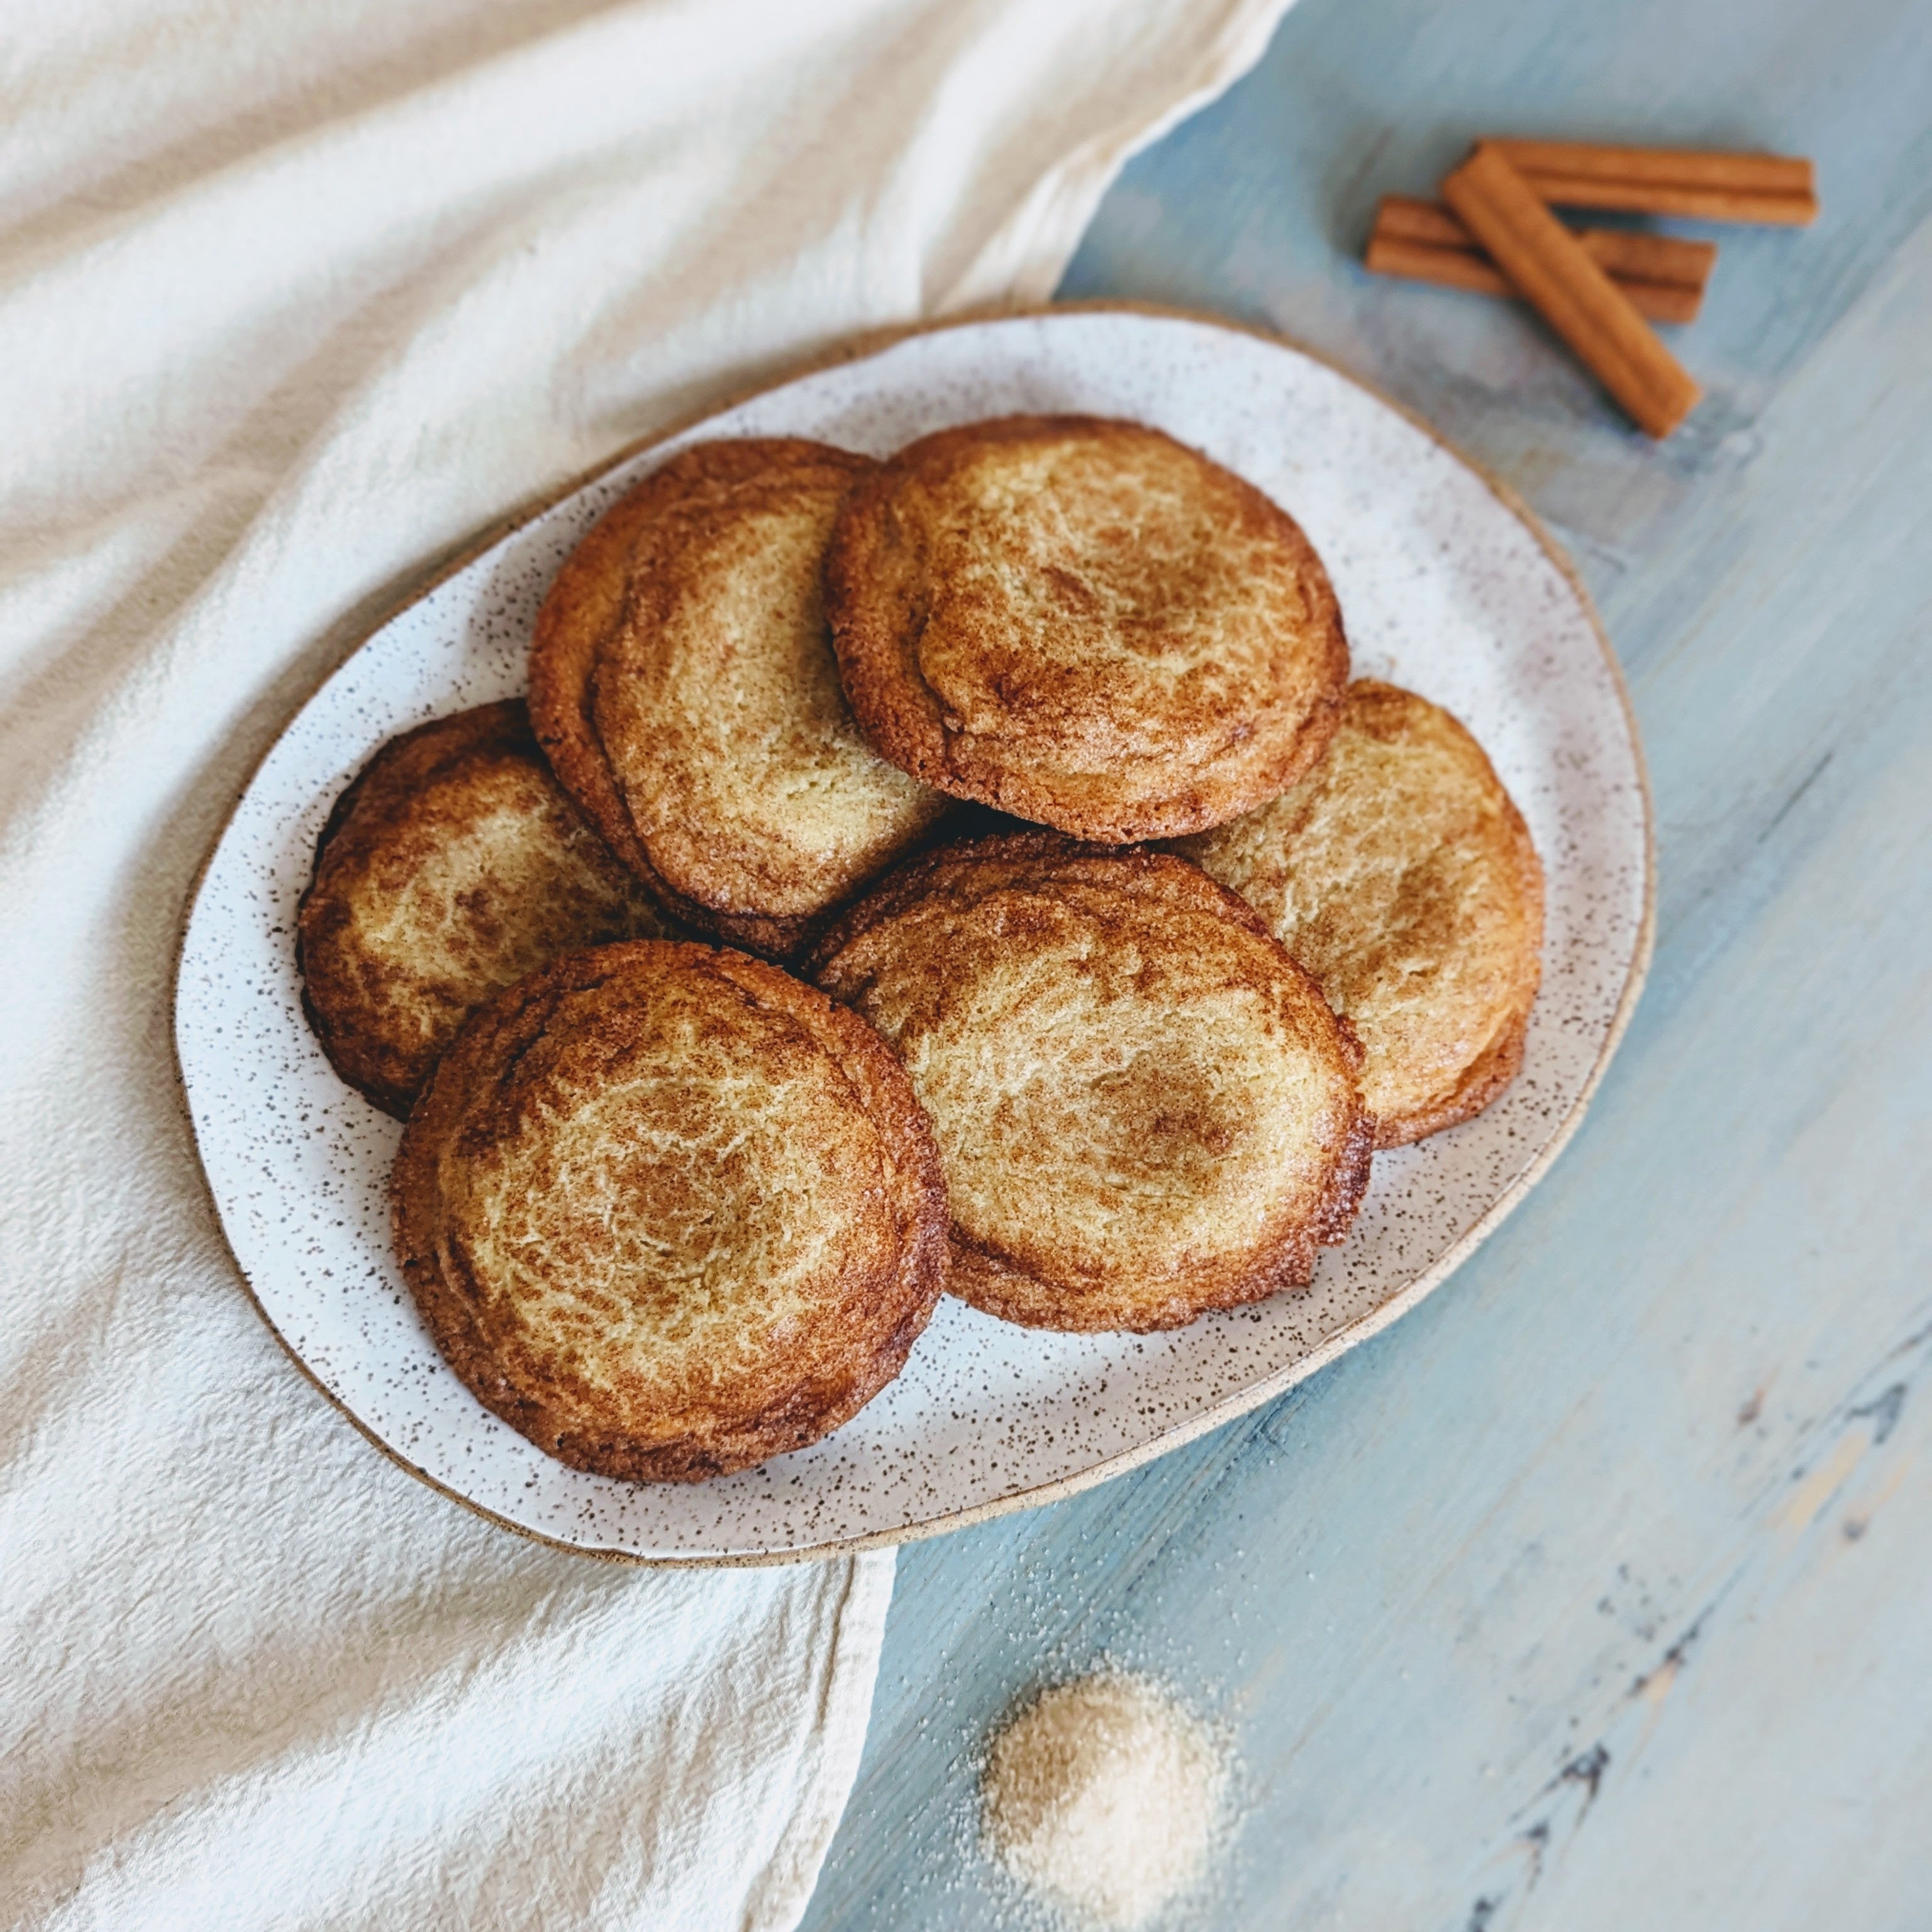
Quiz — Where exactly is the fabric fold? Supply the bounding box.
[0,3,1292,1927]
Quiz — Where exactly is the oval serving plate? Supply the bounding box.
[175,308,1651,1564]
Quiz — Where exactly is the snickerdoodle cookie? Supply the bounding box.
[392,940,947,1480]
[824,416,1348,842]
[297,700,669,1118]
[530,438,948,958]
[809,835,1370,1331]
[1178,680,1543,1146]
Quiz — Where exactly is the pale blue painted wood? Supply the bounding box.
[798,1,1932,1925]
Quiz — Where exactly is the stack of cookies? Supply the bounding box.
[297,416,1543,1482]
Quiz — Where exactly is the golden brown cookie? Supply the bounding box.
[808,835,1371,1333]
[297,701,670,1119]
[392,940,948,1482]
[1176,680,1543,1147]
[528,437,950,959]
[824,415,1350,842]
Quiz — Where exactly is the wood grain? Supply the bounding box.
[801,0,1932,1924]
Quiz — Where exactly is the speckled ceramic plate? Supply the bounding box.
[176,308,1652,1565]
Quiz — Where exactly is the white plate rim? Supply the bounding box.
[172,303,1657,1567]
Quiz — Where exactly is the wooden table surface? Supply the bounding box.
[797,0,1932,1924]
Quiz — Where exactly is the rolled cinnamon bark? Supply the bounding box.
[1479,138,1818,225]
[1375,195,1715,288]
[1366,233,1702,324]
[1440,146,1702,437]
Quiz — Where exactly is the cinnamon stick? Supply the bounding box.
[1572,225,1717,290]
[1366,232,1703,324]
[1479,138,1818,225]
[1440,146,1702,437]
[1374,196,1715,291]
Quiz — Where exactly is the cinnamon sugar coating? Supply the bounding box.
[809,835,1370,1332]
[392,940,947,1480]
[297,701,669,1118]
[530,438,948,960]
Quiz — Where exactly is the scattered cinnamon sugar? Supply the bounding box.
[980,1673,1228,1928]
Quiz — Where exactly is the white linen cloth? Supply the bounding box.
[0,3,1291,1926]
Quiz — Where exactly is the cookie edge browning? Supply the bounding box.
[1182,678,1546,1150]
[297,699,651,1121]
[528,437,884,961]
[1368,690,1544,1147]
[392,938,950,1482]
[808,833,1374,1334]
[823,415,1352,843]
[1376,1004,1531,1149]
[1369,685,1543,1145]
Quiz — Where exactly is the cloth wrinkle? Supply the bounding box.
[0,4,1291,1928]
